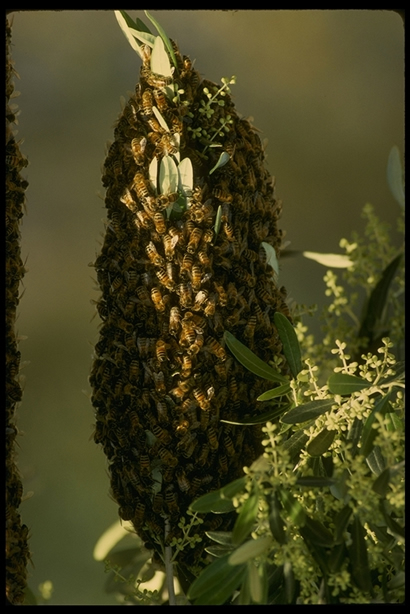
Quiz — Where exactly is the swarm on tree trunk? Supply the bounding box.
[90,33,290,573]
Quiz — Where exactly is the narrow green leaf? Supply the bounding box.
[274,312,302,377]
[150,35,173,78]
[387,145,405,208]
[220,402,290,426]
[152,105,170,132]
[209,151,231,175]
[366,445,386,476]
[248,559,268,604]
[159,155,178,195]
[371,467,392,497]
[327,542,348,574]
[114,10,144,57]
[307,428,336,457]
[220,476,247,499]
[144,10,179,71]
[358,253,403,344]
[296,475,336,488]
[148,157,158,192]
[268,492,287,545]
[214,204,222,236]
[224,330,288,384]
[301,516,334,547]
[261,242,279,276]
[189,491,235,514]
[206,531,233,546]
[281,398,334,424]
[360,393,392,458]
[229,535,272,566]
[277,488,306,527]
[257,383,291,401]
[281,429,309,458]
[349,515,373,593]
[129,28,156,49]
[334,504,353,543]
[327,373,372,395]
[303,251,353,268]
[188,553,246,602]
[178,157,193,196]
[283,561,296,604]
[232,493,259,545]
[205,544,234,557]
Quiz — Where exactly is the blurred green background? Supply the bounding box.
[9,10,403,605]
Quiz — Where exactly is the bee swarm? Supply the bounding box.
[90,38,290,571]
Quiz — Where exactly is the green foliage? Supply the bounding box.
[184,150,404,605]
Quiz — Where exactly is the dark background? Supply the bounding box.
[9,10,404,604]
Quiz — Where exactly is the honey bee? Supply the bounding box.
[214,360,228,382]
[130,136,147,165]
[152,370,166,395]
[175,418,190,436]
[120,187,137,211]
[233,265,256,288]
[153,88,169,113]
[218,452,229,475]
[201,228,214,245]
[147,117,165,134]
[223,432,236,457]
[177,431,197,458]
[129,359,140,382]
[204,293,217,316]
[141,88,154,117]
[187,227,203,254]
[207,425,219,450]
[191,264,202,291]
[191,200,214,225]
[156,191,179,211]
[134,210,152,231]
[168,306,181,336]
[187,333,204,357]
[222,221,235,241]
[243,315,257,342]
[146,72,174,89]
[151,423,172,445]
[165,486,179,516]
[134,171,153,202]
[192,289,208,311]
[180,252,194,275]
[146,241,165,267]
[135,285,152,306]
[205,336,227,361]
[177,282,193,308]
[157,445,178,467]
[200,406,210,430]
[193,387,210,411]
[213,185,233,203]
[151,287,166,312]
[152,492,164,515]
[155,267,175,291]
[160,132,179,156]
[139,453,151,477]
[170,385,186,400]
[179,323,196,349]
[180,397,197,414]
[175,467,190,492]
[133,501,146,529]
[213,281,227,307]
[180,354,192,378]
[152,211,166,235]
[163,233,178,261]
[196,443,210,467]
[197,249,211,271]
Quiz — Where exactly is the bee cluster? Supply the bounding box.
[6,17,31,605]
[90,38,290,569]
